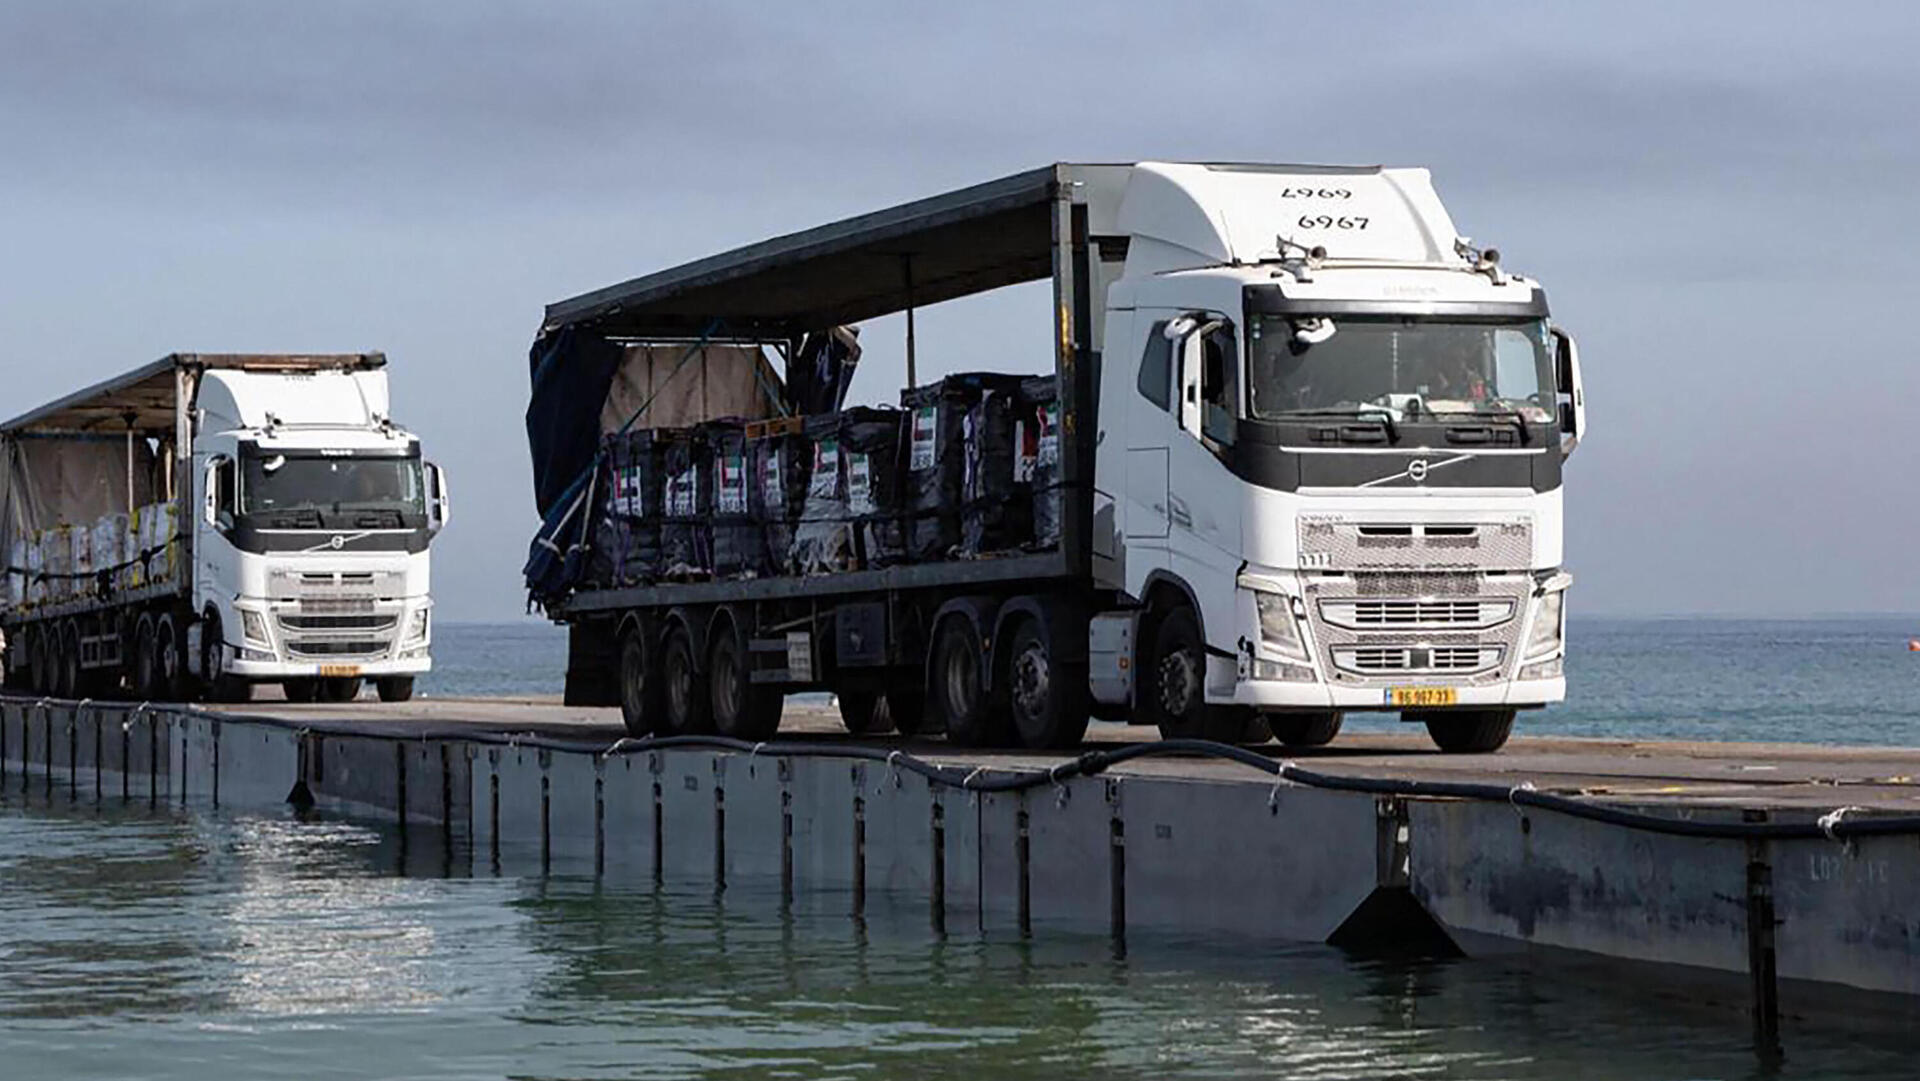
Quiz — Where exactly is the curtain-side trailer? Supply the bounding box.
[2,354,449,703]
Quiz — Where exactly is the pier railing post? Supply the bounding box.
[1743,809,1782,1061]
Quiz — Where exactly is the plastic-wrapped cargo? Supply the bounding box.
[6,537,23,609]
[25,533,46,605]
[900,373,1023,562]
[659,429,712,578]
[790,413,853,574]
[748,419,807,577]
[93,513,130,592]
[1017,375,1062,550]
[591,430,664,587]
[136,501,182,588]
[842,406,904,568]
[705,421,763,579]
[959,384,1026,556]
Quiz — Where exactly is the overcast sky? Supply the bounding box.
[2,1,1916,620]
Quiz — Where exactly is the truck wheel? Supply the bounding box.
[283,678,319,703]
[709,629,780,740]
[929,616,1004,747]
[659,623,712,735]
[1006,618,1090,749]
[57,621,80,699]
[154,615,182,701]
[616,627,658,737]
[30,629,48,693]
[200,612,250,702]
[882,688,930,737]
[132,617,159,699]
[318,677,360,703]
[836,689,888,735]
[1267,711,1344,747]
[376,677,415,703]
[1142,608,1245,743]
[1419,709,1516,753]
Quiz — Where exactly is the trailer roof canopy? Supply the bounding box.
[1,353,385,436]
[542,164,1123,338]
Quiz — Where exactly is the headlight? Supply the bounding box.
[1254,591,1309,661]
[1524,589,1564,659]
[406,608,430,644]
[239,608,271,645]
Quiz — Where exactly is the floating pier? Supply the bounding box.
[4,694,1918,1048]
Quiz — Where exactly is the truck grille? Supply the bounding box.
[1300,516,1532,571]
[278,614,396,631]
[1332,644,1503,675]
[287,639,389,659]
[1319,598,1516,631]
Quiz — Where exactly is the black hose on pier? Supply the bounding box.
[593,733,1920,843]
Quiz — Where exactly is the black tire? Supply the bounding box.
[376,676,415,703]
[1141,607,1245,742]
[1005,618,1090,750]
[836,689,888,735]
[709,627,780,740]
[1418,708,1516,754]
[316,677,359,703]
[26,629,49,698]
[283,678,319,703]
[154,615,182,702]
[57,621,80,699]
[132,617,160,699]
[1267,711,1344,747]
[29,628,51,695]
[201,611,250,703]
[929,616,1003,747]
[616,627,657,737]
[881,688,930,737]
[659,622,712,735]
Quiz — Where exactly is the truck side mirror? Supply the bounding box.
[1176,333,1204,438]
[426,461,451,533]
[203,455,233,532]
[1551,326,1584,458]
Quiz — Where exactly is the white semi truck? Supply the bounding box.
[1,354,449,703]
[530,162,1583,752]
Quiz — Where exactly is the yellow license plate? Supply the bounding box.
[1389,686,1458,707]
[319,664,361,678]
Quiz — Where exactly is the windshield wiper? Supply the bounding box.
[1427,407,1531,445]
[1273,408,1399,442]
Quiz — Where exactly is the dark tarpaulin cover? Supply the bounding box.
[526,328,625,520]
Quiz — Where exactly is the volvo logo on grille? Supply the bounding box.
[1407,459,1429,484]
[329,534,345,549]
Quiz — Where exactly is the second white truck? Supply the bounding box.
[1,353,449,703]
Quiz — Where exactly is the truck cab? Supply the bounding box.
[1091,163,1584,751]
[191,367,448,701]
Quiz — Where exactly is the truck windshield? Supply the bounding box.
[241,453,424,525]
[1247,316,1555,424]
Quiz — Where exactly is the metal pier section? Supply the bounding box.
[5,694,1919,1044]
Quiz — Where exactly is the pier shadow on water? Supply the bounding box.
[0,784,1912,1080]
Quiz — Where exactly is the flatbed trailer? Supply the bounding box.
[533,165,1123,747]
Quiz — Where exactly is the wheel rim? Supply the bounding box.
[156,619,178,693]
[713,640,742,724]
[1157,646,1198,717]
[665,639,692,726]
[941,632,978,722]
[620,638,647,720]
[205,616,224,684]
[1011,642,1049,719]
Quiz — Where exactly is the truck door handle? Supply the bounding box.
[1444,427,1492,444]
